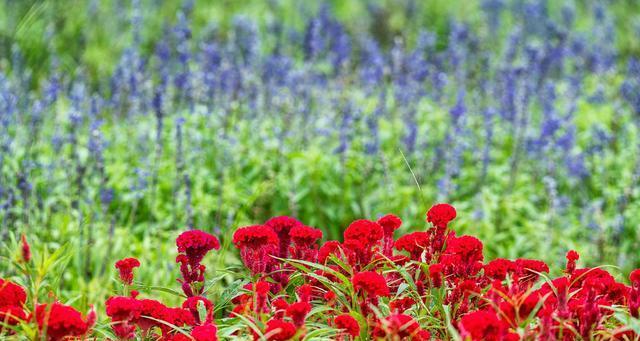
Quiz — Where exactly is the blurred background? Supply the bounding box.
[1,0,640,307]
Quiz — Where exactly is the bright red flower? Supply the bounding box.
[334,314,360,337]
[177,230,220,265]
[0,279,27,307]
[429,263,444,288]
[343,219,383,246]
[264,319,297,340]
[441,235,484,277]
[484,258,515,281]
[394,231,432,260]
[265,216,303,258]
[286,301,311,327]
[389,297,416,313]
[136,299,168,331]
[105,296,143,339]
[458,310,515,341]
[630,269,640,289]
[352,271,390,298]
[377,214,402,256]
[317,241,343,263]
[182,296,213,324]
[34,302,91,341]
[233,225,280,275]
[0,305,26,331]
[426,203,456,228]
[372,314,427,340]
[191,323,218,341]
[115,257,141,285]
[290,225,323,247]
[566,250,579,275]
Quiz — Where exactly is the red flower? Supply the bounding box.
[343,219,383,246]
[429,263,444,288]
[34,302,92,341]
[233,225,279,275]
[394,231,432,261]
[352,271,390,298]
[389,297,416,313]
[377,214,402,256]
[458,310,515,341]
[441,235,484,277]
[265,216,303,258]
[318,241,343,264]
[20,234,31,263]
[115,257,141,285]
[484,258,515,281]
[0,279,27,307]
[136,299,168,331]
[631,269,640,289]
[105,296,143,339]
[630,269,640,317]
[426,203,456,228]
[264,319,297,340]
[565,250,579,275]
[177,230,220,265]
[372,314,427,340]
[334,314,360,337]
[286,301,311,327]
[0,305,26,331]
[182,296,213,324]
[290,225,323,261]
[191,323,218,341]
[296,284,313,303]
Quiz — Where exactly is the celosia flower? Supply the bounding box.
[136,299,168,331]
[318,241,343,263]
[372,314,429,340]
[296,284,313,303]
[394,231,432,261]
[191,323,218,341]
[458,310,516,341]
[0,305,26,332]
[429,263,444,288]
[0,279,27,307]
[286,301,311,327]
[115,257,141,285]
[426,203,456,228]
[264,318,297,340]
[334,314,360,338]
[20,234,31,263]
[389,297,416,313]
[35,302,92,341]
[629,269,640,317]
[441,235,484,277]
[343,219,383,246]
[352,271,390,298]
[566,250,579,275]
[484,258,515,281]
[233,225,279,275]
[182,296,213,324]
[265,216,303,258]
[105,296,143,339]
[290,225,323,261]
[377,214,402,256]
[176,230,221,266]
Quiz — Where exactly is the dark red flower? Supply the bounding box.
[441,235,484,277]
[265,216,303,258]
[105,296,143,339]
[191,323,218,341]
[177,230,220,265]
[20,234,31,263]
[286,301,311,327]
[630,269,640,289]
[35,302,92,341]
[115,257,141,285]
[290,226,323,261]
[377,214,402,256]
[352,271,390,298]
[264,319,297,340]
[0,279,27,307]
[566,250,579,275]
[426,203,456,228]
[334,314,360,337]
[389,297,416,313]
[233,225,279,275]
[429,263,444,288]
[136,299,168,332]
[372,314,427,340]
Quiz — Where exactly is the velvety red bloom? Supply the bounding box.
[265,216,303,258]
[20,234,31,263]
[115,257,141,285]
[372,314,428,340]
[395,231,431,261]
[105,296,143,338]
[629,269,640,317]
[630,269,640,289]
[352,271,390,298]
[317,241,343,264]
[191,323,218,341]
[343,219,383,246]
[429,263,444,288]
[566,250,579,275]
[458,310,515,341]
[290,225,323,261]
[177,230,220,265]
[514,259,549,284]
[182,296,213,324]
[264,319,297,340]
[484,258,515,281]
[334,314,360,337]
[426,203,456,228]
[136,299,168,331]
[233,225,279,275]
[0,305,26,330]
[272,298,289,319]
[286,301,311,327]
[441,235,484,277]
[296,284,313,303]
[35,302,92,341]
[389,297,416,313]
[0,279,27,307]
[377,214,402,256]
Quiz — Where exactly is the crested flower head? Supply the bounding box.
[334,314,360,337]
[35,302,92,341]
[352,271,390,298]
[426,203,457,228]
[0,279,27,307]
[115,257,141,285]
[176,230,221,265]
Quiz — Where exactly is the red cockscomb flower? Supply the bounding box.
[191,323,218,341]
[290,225,323,261]
[264,319,297,341]
[182,296,213,324]
[318,241,343,264]
[35,302,92,341]
[0,279,27,308]
[334,314,360,338]
[429,263,444,288]
[629,269,640,317]
[631,269,640,289]
[377,214,402,256]
[394,231,432,261]
[177,230,220,265]
[105,296,143,339]
[115,257,141,285]
[352,271,390,298]
[441,235,484,277]
[458,310,516,341]
[233,225,279,275]
[389,297,416,313]
[0,305,26,331]
[136,299,168,331]
[286,301,311,327]
[426,203,457,228]
[265,216,303,258]
[343,219,383,246]
[566,250,579,275]
[372,314,428,340]
[484,258,515,281]
[20,234,31,263]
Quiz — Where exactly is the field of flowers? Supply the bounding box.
[1,0,640,339]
